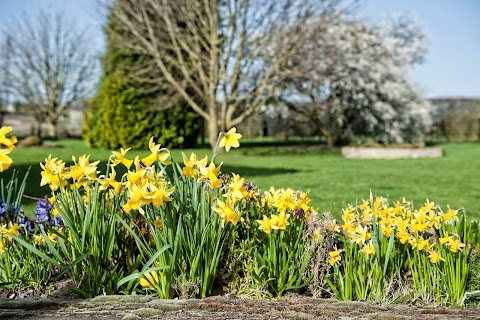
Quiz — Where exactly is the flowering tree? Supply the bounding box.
[275,15,432,146]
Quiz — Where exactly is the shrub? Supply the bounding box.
[83,69,201,150]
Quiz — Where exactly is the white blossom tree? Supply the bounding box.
[275,15,432,146]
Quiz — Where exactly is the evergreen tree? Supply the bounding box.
[83,0,201,150]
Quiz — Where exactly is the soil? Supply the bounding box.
[0,295,478,319]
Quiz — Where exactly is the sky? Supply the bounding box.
[0,0,479,99]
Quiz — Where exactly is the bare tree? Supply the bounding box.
[107,0,346,146]
[3,11,97,138]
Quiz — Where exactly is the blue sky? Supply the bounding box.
[1,0,479,98]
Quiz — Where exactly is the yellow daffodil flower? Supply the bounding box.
[142,137,171,167]
[219,127,242,152]
[353,225,371,246]
[98,167,122,194]
[329,247,344,266]
[33,234,46,246]
[200,162,222,188]
[40,155,66,190]
[256,215,273,234]
[270,212,290,230]
[67,155,100,182]
[428,250,444,263]
[212,198,240,225]
[443,206,458,221]
[0,148,13,172]
[140,271,159,289]
[111,147,133,169]
[0,126,16,150]
[359,242,375,256]
[327,219,340,233]
[150,182,175,207]
[447,239,465,253]
[123,181,153,214]
[439,232,453,245]
[226,173,246,202]
[416,238,430,251]
[155,218,163,231]
[182,152,207,178]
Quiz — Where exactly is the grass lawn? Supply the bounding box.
[5,139,480,220]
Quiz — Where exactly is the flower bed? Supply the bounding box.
[0,126,478,306]
[341,146,443,159]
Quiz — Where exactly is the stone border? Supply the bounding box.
[341,147,444,159]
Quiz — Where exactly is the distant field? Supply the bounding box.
[5,139,480,220]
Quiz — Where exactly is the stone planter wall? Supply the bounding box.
[341,147,444,159]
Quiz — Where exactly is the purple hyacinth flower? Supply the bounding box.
[55,214,64,226]
[35,196,53,224]
[0,200,6,218]
[24,221,36,235]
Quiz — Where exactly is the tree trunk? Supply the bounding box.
[207,116,218,148]
[48,120,58,139]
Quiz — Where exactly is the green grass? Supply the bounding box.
[5,139,480,220]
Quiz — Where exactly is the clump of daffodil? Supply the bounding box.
[219,127,242,152]
[334,196,466,263]
[0,126,17,172]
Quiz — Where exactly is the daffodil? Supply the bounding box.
[111,147,133,169]
[353,225,371,246]
[150,182,175,207]
[200,162,222,188]
[329,247,344,266]
[295,191,312,212]
[68,155,100,182]
[140,271,159,289]
[447,239,465,253]
[182,152,207,178]
[0,126,16,150]
[123,181,153,214]
[327,219,340,233]
[416,237,430,251]
[428,250,444,263]
[443,206,458,221]
[98,167,122,194]
[359,242,375,256]
[155,218,163,230]
[396,230,410,244]
[276,188,296,213]
[33,234,46,246]
[40,155,66,190]
[256,215,273,234]
[226,173,246,202]
[270,212,290,230]
[212,198,240,225]
[439,232,453,245]
[219,127,242,152]
[0,149,13,172]
[142,137,171,167]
